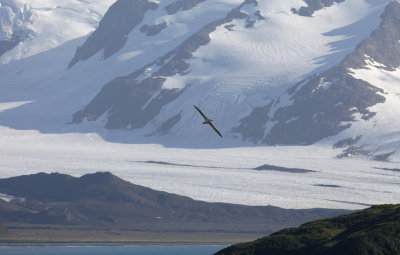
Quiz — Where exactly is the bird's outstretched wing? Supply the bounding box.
[208,122,223,137]
[194,105,208,120]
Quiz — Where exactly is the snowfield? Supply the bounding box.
[0,0,116,60]
[0,0,391,143]
[126,0,391,145]
[0,120,399,210]
[345,58,400,154]
[0,0,399,210]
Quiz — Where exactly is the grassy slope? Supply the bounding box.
[216,204,400,255]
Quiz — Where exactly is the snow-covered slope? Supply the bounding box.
[0,0,33,56]
[265,0,400,158]
[67,0,399,155]
[0,126,399,210]
[0,0,395,150]
[0,0,115,59]
[0,0,400,210]
[0,0,116,127]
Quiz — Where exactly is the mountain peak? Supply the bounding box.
[79,171,117,183]
[1,0,399,155]
[342,0,400,71]
[0,172,123,202]
[251,0,399,150]
[68,0,159,68]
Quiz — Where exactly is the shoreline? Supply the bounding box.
[0,227,264,245]
[0,242,232,247]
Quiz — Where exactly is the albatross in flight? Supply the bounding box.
[194,105,222,137]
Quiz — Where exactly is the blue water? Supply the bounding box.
[0,245,227,255]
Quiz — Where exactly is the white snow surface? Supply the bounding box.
[0,0,34,40]
[0,0,390,144]
[0,0,116,59]
[0,124,399,210]
[0,193,13,202]
[342,57,400,154]
[154,0,390,145]
[0,192,22,202]
[0,0,399,210]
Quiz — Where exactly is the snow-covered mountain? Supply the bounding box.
[1,0,399,157]
[2,0,400,211]
[0,0,34,56]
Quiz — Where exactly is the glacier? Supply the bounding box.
[0,0,399,210]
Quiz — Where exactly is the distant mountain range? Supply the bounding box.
[216,204,400,255]
[0,172,348,243]
[0,0,399,157]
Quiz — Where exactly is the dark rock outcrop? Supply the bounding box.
[156,112,182,134]
[72,75,184,129]
[333,136,361,148]
[0,36,19,57]
[68,0,158,67]
[292,0,346,17]
[341,1,400,71]
[231,103,273,143]
[164,0,207,15]
[69,0,216,67]
[140,21,168,36]
[253,164,316,173]
[264,67,384,145]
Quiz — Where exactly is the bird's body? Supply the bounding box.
[194,105,222,137]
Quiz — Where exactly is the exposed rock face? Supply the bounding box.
[164,0,207,15]
[0,36,18,56]
[140,21,168,36]
[68,0,158,67]
[292,0,346,17]
[341,1,400,71]
[333,135,361,148]
[139,0,212,37]
[72,1,258,131]
[336,146,369,159]
[371,150,397,162]
[264,67,384,145]
[156,112,182,134]
[233,1,400,145]
[231,103,273,143]
[253,164,316,173]
[68,0,220,67]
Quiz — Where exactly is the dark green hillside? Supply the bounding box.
[216,204,400,255]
